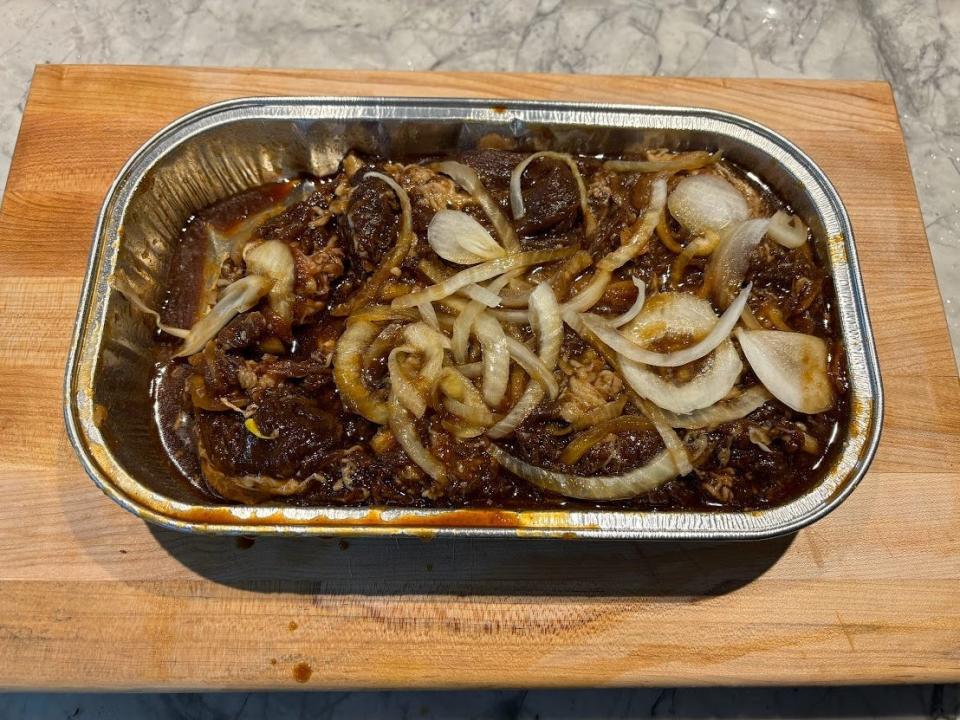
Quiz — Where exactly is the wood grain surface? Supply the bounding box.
[0,65,957,689]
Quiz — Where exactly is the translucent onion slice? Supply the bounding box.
[617,293,743,414]
[393,248,572,310]
[333,171,415,316]
[671,229,721,285]
[561,412,651,463]
[510,151,596,237]
[460,284,502,307]
[656,386,771,429]
[489,444,678,501]
[767,210,808,249]
[473,311,510,407]
[610,277,647,328]
[451,272,515,363]
[388,346,426,418]
[113,283,189,338]
[603,151,719,174]
[581,282,751,367]
[388,391,446,487]
[427,209,507,264]
[487,283,563,438]
[417,302,440,331]
[735,329,834,413]
[456,362,483,379]
[400,322,448,412]
[505,336,560,399]
[174,275,273,358]
[444,398,497,426]
[490,308,530,324]
[434,160,519,252]
[703,218,770,308]
[403,320,452,352]
[636,397,693,475]
[244,239,295,321]
[666,174,749,235]
[435,366,492,436]
[570,395,629,431]
[333,318,389,424]
[563,178,667,315]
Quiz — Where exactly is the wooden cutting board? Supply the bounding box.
[0,65,957,690]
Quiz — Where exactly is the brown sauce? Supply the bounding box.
[151,148,849,512]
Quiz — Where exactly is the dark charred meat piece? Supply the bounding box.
[216,311,266,350]
[339,174,400,272]
[197,388,344,481]
[515,157,581,236]
[459,149,524,192]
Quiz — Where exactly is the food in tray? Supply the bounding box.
[143,145,848,509]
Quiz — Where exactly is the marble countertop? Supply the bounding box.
[0,0,958,717]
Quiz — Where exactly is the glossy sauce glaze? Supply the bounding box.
[152,147,849,511]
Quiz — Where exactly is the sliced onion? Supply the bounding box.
[581,282,751,367]
[489,444,678,501]
[617,293,743,414]
[388,346,426,418]
[174,275,273,358]
[333,318,389,424]
[510,151,596,237]
[460,283,502,307]
[451,273,515,363]
[472,311,510,407]
[346,305,418,326]
[244,239,295,321]
[487,283,563,438]
[490,308,530,324]
[435,366,491,435]
[610,277,646,327]
[599,178,669,272]
[393,248,571,310]
[563,178,667,315]
[603,151,719,174]
[656,386,771,429]
[703,218,769,308]
[333,171,414,316]
[417,302,440,331]
[671,229,721,285]
[570,395,629,431]
[636,397,693,475]
[444,398,497,426]
[667,174,749,235]
[735,329,834,413]
[505,336,559,399]
[561,412,650,463]
[434,160,519,251]
[403,320,451,352]
[427,209,507,264]
[400,322,448,407]
[456,362,483,379]
[767,210,808,249]
[499,288,531,308]
[114,283,189,338]
[388,391,446,486]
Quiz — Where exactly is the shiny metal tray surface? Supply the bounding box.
[64,97,883,539]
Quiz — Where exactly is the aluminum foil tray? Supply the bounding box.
[64,97,882,539]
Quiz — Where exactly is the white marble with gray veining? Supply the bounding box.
[0,0,958,716]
